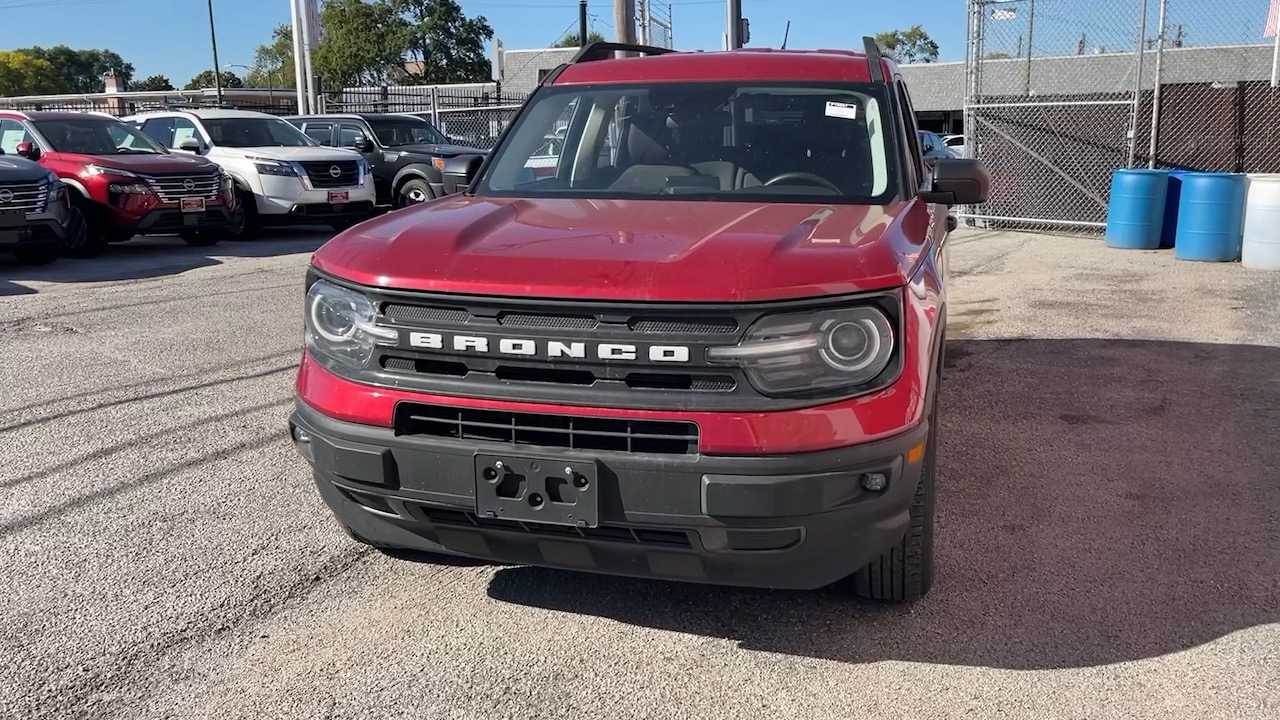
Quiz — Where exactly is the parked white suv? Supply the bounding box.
[122,108,378,234]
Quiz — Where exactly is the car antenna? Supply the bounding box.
[781,21,790,50]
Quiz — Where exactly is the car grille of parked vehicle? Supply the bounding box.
[299,161,360,188]
[367,295,767,411]
[141,172,222,203]
[0,180,49,213]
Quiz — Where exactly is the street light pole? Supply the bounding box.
[206,0,224,104]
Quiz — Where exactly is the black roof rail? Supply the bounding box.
[569,42,678,64]
[862,36,886,83]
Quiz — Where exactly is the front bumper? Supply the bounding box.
[0,204,75,249]
[133,205,235,234]
[254,175,378,219]
[290,399,928,590]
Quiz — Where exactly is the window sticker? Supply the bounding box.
[825,101,859,120]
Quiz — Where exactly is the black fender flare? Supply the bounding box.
[392,164,441,198]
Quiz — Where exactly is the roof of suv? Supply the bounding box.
[128,108,282,120]
[0,110,125,121]
[550,48,893,86]
[288,113,425,121]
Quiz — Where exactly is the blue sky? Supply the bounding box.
[0,0,1276,88]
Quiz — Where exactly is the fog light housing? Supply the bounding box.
[860,472,888,492]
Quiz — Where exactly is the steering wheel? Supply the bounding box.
[762,171,841,193]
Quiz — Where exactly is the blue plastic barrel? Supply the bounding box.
[1106,169,1169,250]
[1159,169,1191,248]
[1174,172,1248,262]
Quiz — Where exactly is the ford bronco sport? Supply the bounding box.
[0,110,237,256]
[289,41,990,602]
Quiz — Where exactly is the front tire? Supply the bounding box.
[847,378,939,603]
[65,201,108,259]
[395,177,433,208]
[227,188,260,240]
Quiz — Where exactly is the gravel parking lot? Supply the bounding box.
[1,229,1277,720]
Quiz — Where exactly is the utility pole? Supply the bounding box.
[579,0,588,47]
[289,0,307,113]
[726,0,743,49]
[299,0,319,114]
[614,0,636,53]
[206,0,224,104]
[638,0,649,45]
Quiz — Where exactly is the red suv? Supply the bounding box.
[0,111,239,256]
[288,41,989,602]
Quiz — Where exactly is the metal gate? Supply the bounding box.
[960,0,1149,232]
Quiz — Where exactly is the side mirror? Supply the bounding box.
[918,158,991,206]
[442,154,485,194]
[353,135,374,153]
[15,141,39,161]
[178,138,201,153]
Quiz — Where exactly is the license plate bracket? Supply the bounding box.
[474,453,599,528]
[180,197,206,213]
[0,210,25,228]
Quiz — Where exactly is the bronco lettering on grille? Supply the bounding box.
[407,332,691,363]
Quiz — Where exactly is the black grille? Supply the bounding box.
[384,304,471,323]
[630,318,738,334]
[419,507,692,547]
[394,403,699,455]
[300,160,360,188]
[499,313,599,330]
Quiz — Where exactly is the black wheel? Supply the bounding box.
[179,230,222,247]
[846,375,940,603]
[227,188,260,240]
[13,244,60,265]
[65,201,108,259]
[395,177,433,208]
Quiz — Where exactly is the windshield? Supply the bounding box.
[33,118,168,155]
[368,118,449,147]
[202,117,317,148]
[478,82,896,203]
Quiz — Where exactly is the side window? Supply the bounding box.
[0,119,32,153]
[171,117,200,148]
[337,124,365,148]
[303,122,334,145]
[522,99,580,181]
[140,117,176,146]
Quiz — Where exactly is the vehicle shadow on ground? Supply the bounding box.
[485,338,1280,670]
[0,229,332,294]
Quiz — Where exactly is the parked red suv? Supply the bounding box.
[289,41,989,602]
[0,111,239,256]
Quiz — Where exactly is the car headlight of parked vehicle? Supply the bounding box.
[305,279,399,370]
[707,302,899,397]
[247,157,299,177]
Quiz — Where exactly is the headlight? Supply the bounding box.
[84,164,139,178]
[305,279,400,370]
[108,182,151,194]
[247,157,298,177]
[707,305,897,397]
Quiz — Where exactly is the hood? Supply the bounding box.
[0,154,53,182]
[49,151,218,175]
[226,146,361,162]
[311,196,931,303]
[392,143,490,158]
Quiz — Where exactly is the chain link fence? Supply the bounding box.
[325,83,529,150]
[963,0,1280,232]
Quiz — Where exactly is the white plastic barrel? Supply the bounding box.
[1242,174,1280,270]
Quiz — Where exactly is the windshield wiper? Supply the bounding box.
[115,148,157,154]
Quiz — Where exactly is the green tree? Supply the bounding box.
[553,30,606,48]
[314,0,410,88]
[130,74,175,91]
[15,45,135,92]
[246,24,297,89]
[0,50,68,96]
[392,0,494,84]
[874,26,940,64]
[184,70,244,91]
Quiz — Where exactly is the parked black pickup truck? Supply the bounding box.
[286,113,488,208]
